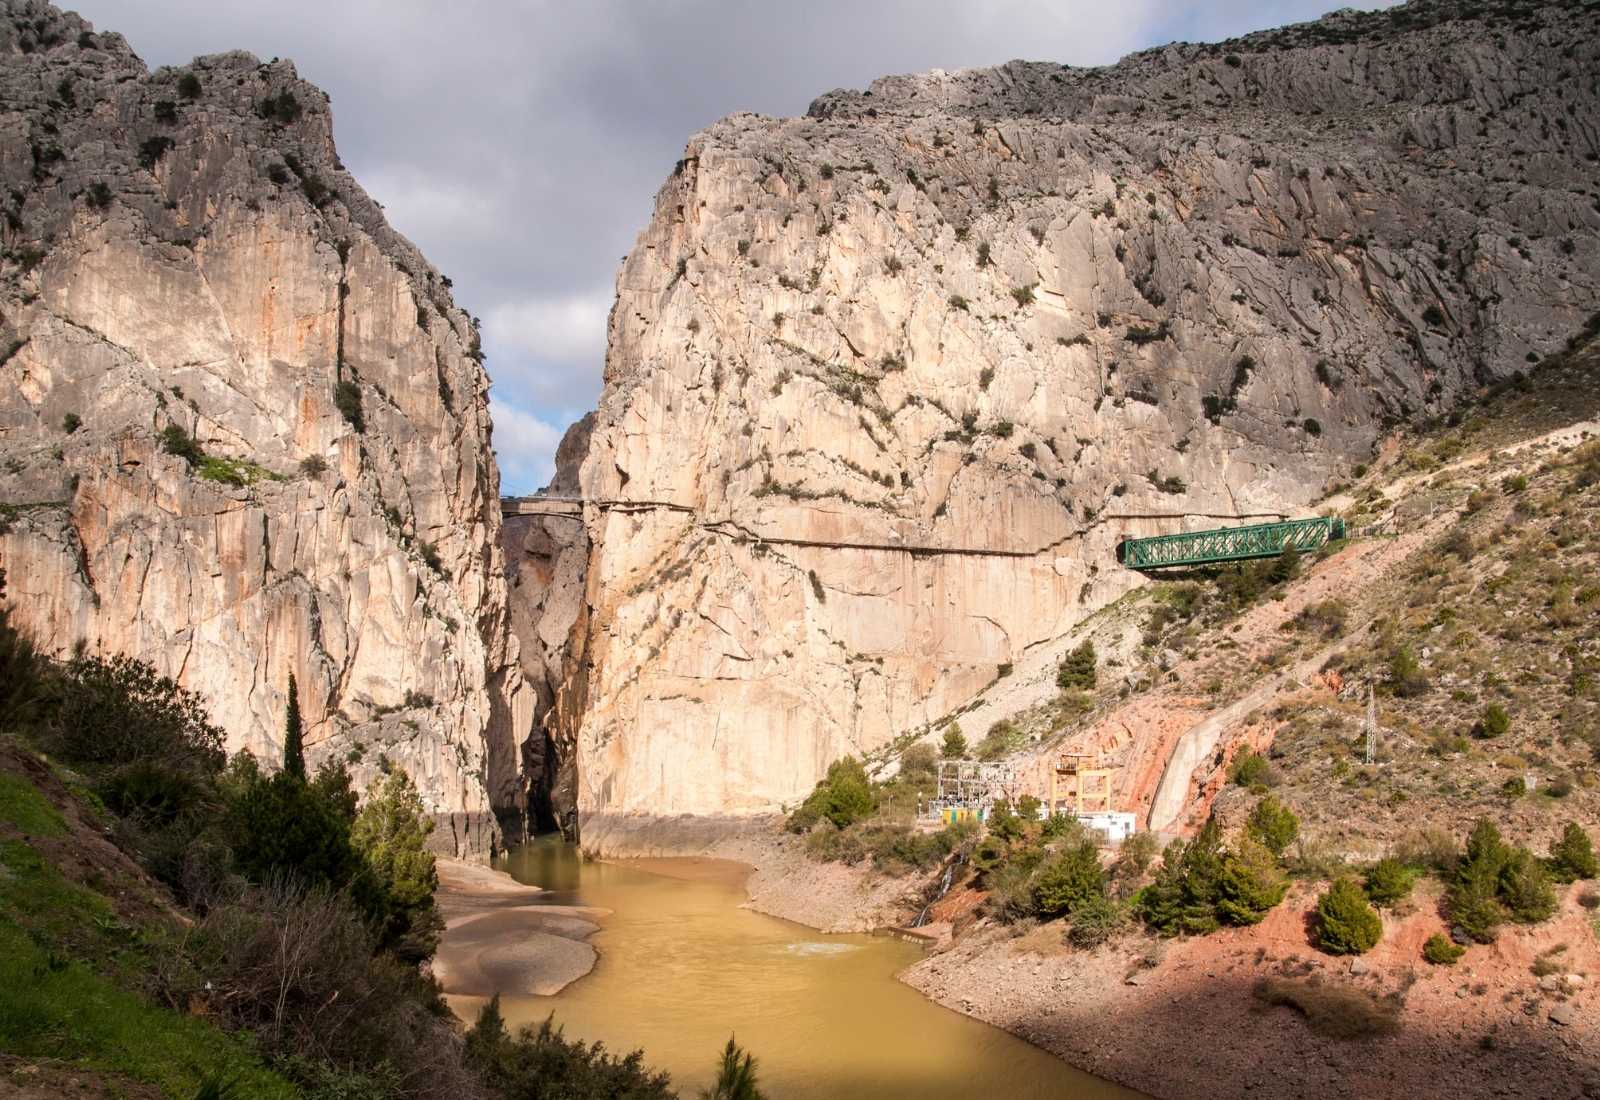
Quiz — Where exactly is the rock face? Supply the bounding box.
[562,0,1600,846]
[0,2,533,855]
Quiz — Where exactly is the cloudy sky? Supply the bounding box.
[72,0,1389,492]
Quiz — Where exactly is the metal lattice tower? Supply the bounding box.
[1119,516,1347,571]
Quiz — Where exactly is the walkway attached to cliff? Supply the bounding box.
[501,494,1311,563]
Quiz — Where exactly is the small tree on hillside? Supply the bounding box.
[1245,795,1299,857]
[1032,838,1106,919]
[283,672,305,780]
[1550,821,1598,883]
[1314,878,1382,955]
[941,723,968,759]
[351,767,441,961]
[1057,640,1097,691]
[1216,836,1288,925]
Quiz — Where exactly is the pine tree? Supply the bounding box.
[283,672,305,781]
[1549,821,1598,883]
[699,1036,766,1100]
[940,723,968,759]
[1314,878,1383,954]
[1216,836,1287,925]
[351,768,441,960]
[1245,795,1299,857]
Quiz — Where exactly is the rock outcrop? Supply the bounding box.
[563,0,1600,847]
[0,2,533,855]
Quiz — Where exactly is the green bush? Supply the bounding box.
[160,424,204,467]
[297,454,328,478]
[1245,795,1298,856]
[976,719,1024,761]
[1066,893,1127,948]
[1423,932,1466,965]
[1215,837,1288,925]
[62,411,81,433]
[177,72,202,100]
[225,771,363,897]
[351,769,441,962]
[787,756,874,832]
[1137,819,1227,935]
[52,654,225,773]
[898,743,938,786]
[1363,857,1415,907]
[1057,641,1097,691]
[1498,847,1557,925]
[1313,878,1383,955]
[941,723,968,759]
[1475,703,1510,739]
[1549,822,1598,883]
[465,997,676,1099]
[1388,646,1429,697]
[1230,752,1270,787]
[334,380,365,432]
[1032,838,1106,919]
[137,135,175,170]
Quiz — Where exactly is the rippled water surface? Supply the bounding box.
[482,838,1137,1099]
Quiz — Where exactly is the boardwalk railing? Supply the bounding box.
[1118,516,1346,571]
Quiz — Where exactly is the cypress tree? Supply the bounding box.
[283,672,305,781]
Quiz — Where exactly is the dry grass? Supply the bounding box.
[1253,976,1401,1040]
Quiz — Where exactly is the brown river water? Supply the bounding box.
[472,839,1137,1099]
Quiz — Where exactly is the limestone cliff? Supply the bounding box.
[0,2,533,854]
[564,0,1599,845]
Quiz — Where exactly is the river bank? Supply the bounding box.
[433,858,606,998]
[585,818,1600,1100]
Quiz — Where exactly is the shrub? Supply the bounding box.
[1313,878,1383,955]
[1304,417,1322,436]
[1115,831,1159,881]
[159,424,204,467]
[298,454,328,478]
[1216,837,1288,925]
[257,91,303,124]
[87,180,113,209]
[1363,858,1415,907]
[1423,932,1466,965]
[977,719,1024,761]
[941,724,968,759]
[1388,645,1429,697]
[465,997,675,1099]
[334,380,364,432]
[1010,285,1035,307]
[1549,822,1598,883]
[137,135,175,170]
[899,743,938,786]
[1230,751,1270,787]
[351,769,442,962]
[1421,305,1446,326]
[52,654,225,773]
[1138,818,1226,935]
[225,771,362,895]
[177,72,202,100]
[976,242,992,267]
[788,757,874,832]
[1498,847,1557,924]
[1475,703,1510,739]
[1032,839,1106,919]
[1245,796,1299,857]
[1501,473,1528,494]
[61,411,81,433]
[1066,893,1127,948]
[1057,640,1097,691]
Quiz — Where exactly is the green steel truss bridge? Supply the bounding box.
[1117,516,1347,571]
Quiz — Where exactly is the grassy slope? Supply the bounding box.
[0,740,295,1100]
